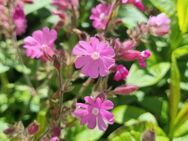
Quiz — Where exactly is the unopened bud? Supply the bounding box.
[142,130,156,141]
[3,127,15,136]
[113,84,138,95]
[27,121,39,135]
[121,50,140,61]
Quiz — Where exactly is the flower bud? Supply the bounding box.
[114,65,129,81]
[148,13,170,36]
[122,40,136,50]
[121,50,140,61]
[113,84,138,95]
[27,121,39,135]
[121,0,145,11]
[138,50,151,68]
[3,127,15,136]
[142,130,155,141]
[51,127,61,138]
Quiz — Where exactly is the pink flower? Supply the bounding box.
[121,0,145,11]
[90,3,112,30]
[138,50,151,68]
[148,13,170,36]
[113,84,138,95]
[13,4,27,35]
[23,27,57,60]
[74,96,114,131]
[72,37,115,78]
[114,65,129,81]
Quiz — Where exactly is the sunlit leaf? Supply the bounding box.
[127,63,170,87]
[177,0,188,33]
[149,0,176,16]
[118,5,147,28]
[113,105,145,124]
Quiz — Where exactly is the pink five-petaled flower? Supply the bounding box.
[90,3,112,30]
[121,0,145,11]
[114,65,129,81]
[13,4,27,36]
[23,27,57,60]
[74,96,114,131]
[147,13,171,36]
[72,37,115,78]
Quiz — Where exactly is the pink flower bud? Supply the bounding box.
[27,121,39,135]
[13,4,27,36]
[134,0,145,11]
[51,127,61,138]
[3,127,15,135]
[121,0,145,11]
[22,0,33,4]
[148,13,170,36]
[121,50,140,61]
[113,84,138,95]
[138,50,151,68]
[114,65,129,81]
[122,40,136,50]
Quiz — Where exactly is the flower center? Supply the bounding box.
[92,108,99,115]
[41,44,49,51]
[99,13,105,19]
[91,52,100,60]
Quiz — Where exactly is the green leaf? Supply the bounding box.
[169,53,181,137]
[174,119,188,137]
[108,114,167,141]
[169,45,188,137]
[173,45,188,58]
[75,128,103,141]
[173,102,188,137]
[149,0,176,16]
[65,121,103,141]
[173,134,188,141]
[177,0,188,33]
[113,105,145,124]
[25,0,51,15]
[34,110,48,140]
[127,63,170,87]
[0,64,9,74]
[118,5,147,28]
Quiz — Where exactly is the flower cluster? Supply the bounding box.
[20,0,171,134]
[0,0,32,36]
